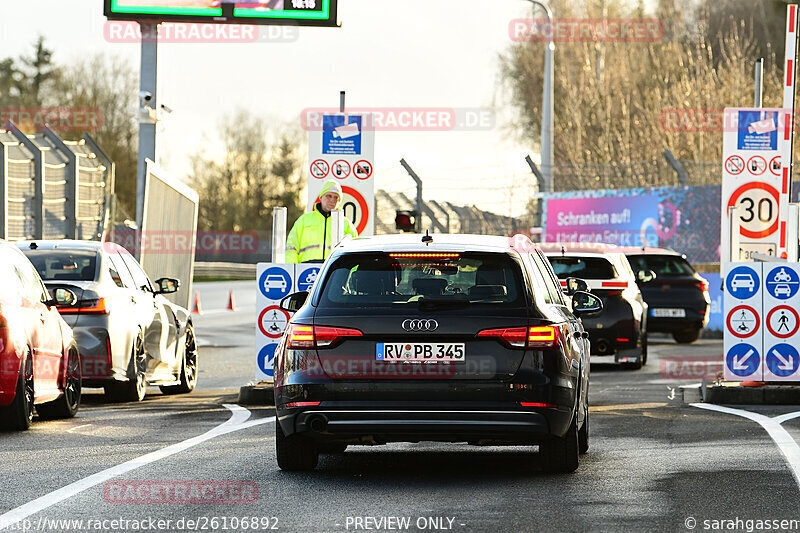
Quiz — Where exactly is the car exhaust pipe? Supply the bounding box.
[307,415,328,432]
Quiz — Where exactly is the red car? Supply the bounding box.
[0,240,81,430]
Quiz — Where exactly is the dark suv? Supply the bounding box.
[273,234,602,473]
[625,248,710,344]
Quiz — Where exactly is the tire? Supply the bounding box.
[578,407,589,455]
[106,336,146,402]
[37,346,81,420]
[640,332,648,366]
[0,351,34,431]
[673,328,700,344]
[540,411,580,473]
[160,325,198,395]
[276,422,318,471]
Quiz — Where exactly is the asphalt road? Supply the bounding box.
[1,282,799,533]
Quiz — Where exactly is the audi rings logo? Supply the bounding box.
[402,319,439,332]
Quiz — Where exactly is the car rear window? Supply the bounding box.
[627,254,695,277]
[548,256,617,279]
[22,250,98,281]
[317,252,526,308]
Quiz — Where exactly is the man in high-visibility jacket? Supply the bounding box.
[286,179,358,263]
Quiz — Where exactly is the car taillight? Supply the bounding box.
[58,298,108,315]
[694,279,710,293]
[286,324,363,349]
[284,401,321,407]
[478,325,560,349]
[520,402,558,408]
[477,327,528,348]
[528,326,559,349]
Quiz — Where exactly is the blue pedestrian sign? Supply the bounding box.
[725,343,760,377]
[725,266,760,300]
[764,266,800,300]
[259,266,292,300]
[297,267,320,292]
[258,344,278,378]
[765,344,800,378]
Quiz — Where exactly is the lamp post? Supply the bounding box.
[524,0,554,193]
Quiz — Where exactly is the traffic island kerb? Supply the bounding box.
[238,381,275,406]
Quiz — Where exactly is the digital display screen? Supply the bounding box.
[105,0,338,27]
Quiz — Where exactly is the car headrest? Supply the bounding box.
[475,265,505,286]
[412,277,447,296]
[468,284,507,299]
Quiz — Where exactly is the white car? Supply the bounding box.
[264,275,288,291]
[731,274,755,290]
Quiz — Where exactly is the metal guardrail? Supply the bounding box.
[194,262,257,279]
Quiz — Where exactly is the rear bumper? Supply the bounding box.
[277,404,572,444]
[646,315,708,333]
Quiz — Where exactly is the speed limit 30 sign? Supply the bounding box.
[721,108,790,264]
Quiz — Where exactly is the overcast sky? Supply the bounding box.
[3,0,543,216]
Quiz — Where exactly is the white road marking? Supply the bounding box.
[0,405,274,530]
[691,403,800,489]
[66,424,92,433]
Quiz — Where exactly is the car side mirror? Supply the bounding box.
[280,291,309,313]
[572,291,603,317]
[637,270,656,283]
[155,277,180,294]
[564,277,589,296]
[48,288,78,307]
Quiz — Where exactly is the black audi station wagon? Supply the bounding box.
[273,234,602,473]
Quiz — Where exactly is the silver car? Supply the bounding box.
[18,240,197,402]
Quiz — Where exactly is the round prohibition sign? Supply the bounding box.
[725,155,745,175]
[726,305,760,338]
[769,156,782,176]
[258,306,291,339]
[332,160,351,179]
[766,305,800,339]
[310,159,329,179]
[353,160,373,180]
[727,181,781,239]
[747,155,767,176]
[313,185,370,234]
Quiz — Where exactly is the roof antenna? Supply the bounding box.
[29,242,38,249]
[560,245,566,257]
[422,229,433,245]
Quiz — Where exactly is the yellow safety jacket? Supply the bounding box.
[285,205,358,263]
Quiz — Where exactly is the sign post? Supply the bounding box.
[721,108,789,265]
[307,112,375,236]
[723,263,764,381]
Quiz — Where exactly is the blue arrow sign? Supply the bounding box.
[259,266,293,300]
[258,344,278,378]
[725,266,760,300]
[765,343,800,377]
[765,266,800,300]
[725,343,760,377]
